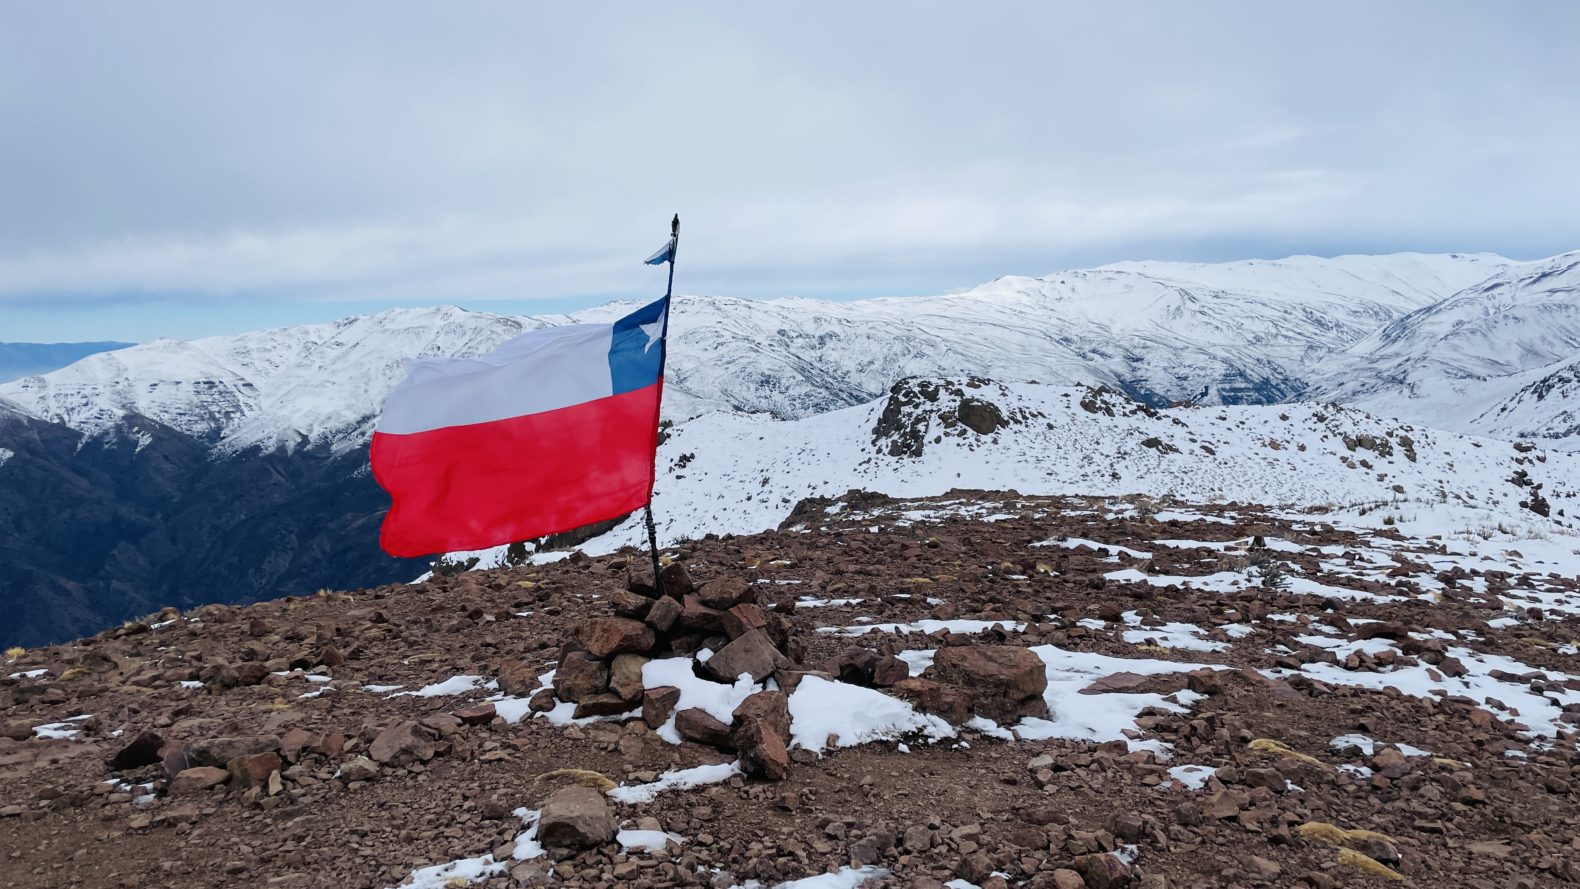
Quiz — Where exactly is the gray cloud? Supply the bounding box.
[1,1,1577,330]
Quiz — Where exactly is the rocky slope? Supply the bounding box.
[4,491,1579,888]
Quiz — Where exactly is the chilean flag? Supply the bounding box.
[371,297,669,557]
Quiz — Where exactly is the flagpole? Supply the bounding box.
[644,214,679,596]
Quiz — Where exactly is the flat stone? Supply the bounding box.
[675,708,734,749]
[170,766,230,795]
[369,722,436,767]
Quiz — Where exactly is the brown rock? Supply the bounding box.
[1076,852,1134,888]
[108,731,164,771]
[310,732,345,757]
[697,576,755,609]
[1050,869,1085,889]
[279,727,318,762]
[453,703,497,726]
[643,686,682,729]
[675,708,734,749]
[644,595,682,632]
[369,722,436,766]
[227,751,282,789]
[1080,671,1149,694]
[736,719,789,781]
[537,785,615,850]
[237,662,270,686]
[497,660,540,697]
[170,766,230,795]
[731,690,791,745]
[678,595,724,630]
[554,651,610,703]
[572,693,634,718]
[870,655,909,687]
[927,645,1049,721]
[703,629,787,683]
[608,653,649,704]
[890,677,971,724]
[339,756,379,782]
[659,562,696,598]
[721,603,768,639]
[577,618,655,658]
[610,588,654,618]
[187,736,280,769]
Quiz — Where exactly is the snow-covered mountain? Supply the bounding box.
[450,376,1580,571]
[1317,251,1580,435]
[0,250,1532,456]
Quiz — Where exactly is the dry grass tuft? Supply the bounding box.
[533,769,616,793]
[1338,847,1404,880]
[1249,738,1323,766]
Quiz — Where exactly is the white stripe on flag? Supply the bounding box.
[376,322,615,435]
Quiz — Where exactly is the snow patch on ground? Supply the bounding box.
[608,761,743,805]
[787,676,955,753]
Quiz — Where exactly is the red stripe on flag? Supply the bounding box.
[372,381,663,558]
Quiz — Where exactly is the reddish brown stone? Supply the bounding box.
[731,690,791,745]
[703,629,787,683]
[554,651,610,703]
[170,766,230,796]
[736,719,789,781]
[678,595,724,631]
[721,602,767,639]
[453,703,497,726]
[497,659,540,697]
[644,595,682,632]
[675,708,734,749]
[227,751,282,789]
[577,618,655,658]
[890,677,972,725]
[697,576,755,609]
[643,686,681,729]
[927,645,1048,721]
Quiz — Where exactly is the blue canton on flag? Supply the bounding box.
[644,237,676,265]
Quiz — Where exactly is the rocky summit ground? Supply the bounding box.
[4,490,1580,889]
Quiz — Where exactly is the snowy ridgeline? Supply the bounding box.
[450,378,1580,569]
[5,249,1580,456]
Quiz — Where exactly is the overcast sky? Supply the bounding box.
[2,2,1577,342]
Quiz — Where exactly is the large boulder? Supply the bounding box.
[703,630,787,683]
[736,719,789,781]
[369,722,436,767]
[537,785,615,850]
[107,731,164,771]
[497,659,541,697]
[697,577,755,610]
[554,652,610,703]
[608,654,649,704]
[928,646,1048,721]
[577,618,655,659]
[643,686,681,729]
[731,691,790,746]
[169,766,230,796]
[675,708,734,749]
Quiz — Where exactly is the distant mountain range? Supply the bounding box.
[3,249,1579,646]
[0,341,132,383]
